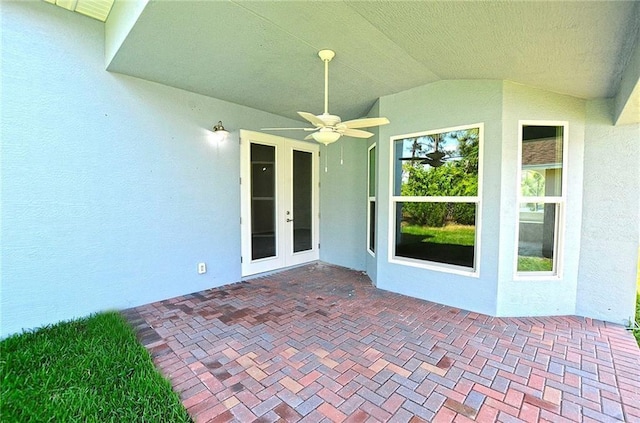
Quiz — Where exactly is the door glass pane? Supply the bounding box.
[293,150,312,253]
[251,143,276,260]
[395,201,476,268]
[517,202,558,273]
[369,201,376,252]
[521,125,563,197]
[368,146,376,196]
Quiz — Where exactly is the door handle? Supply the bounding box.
[286,218,294,222]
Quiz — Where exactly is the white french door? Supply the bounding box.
[240,130,319,276]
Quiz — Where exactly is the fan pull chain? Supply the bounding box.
[340,144,344,165]
[325,144,328,173]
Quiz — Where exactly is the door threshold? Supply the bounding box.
[241,260,320,281]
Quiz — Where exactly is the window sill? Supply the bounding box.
[389,256,479,278]
[513,272,561,281]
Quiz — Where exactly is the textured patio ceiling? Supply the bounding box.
[107,1,640,124]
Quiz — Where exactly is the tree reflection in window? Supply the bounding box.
[392,126,481,270]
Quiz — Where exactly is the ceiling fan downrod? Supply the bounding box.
[318,49,335,116]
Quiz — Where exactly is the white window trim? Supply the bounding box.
[514,120,568,280]
[367,143,376,257]
[388,123,484,277]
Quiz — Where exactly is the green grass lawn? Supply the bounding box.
[0,311,191,423]
[402,224,475,246]
[517,255,554,272]
[634,293,640,347]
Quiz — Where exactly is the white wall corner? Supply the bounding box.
[105,0,149,68]
[614,10,640,126]
[577,98,640,324]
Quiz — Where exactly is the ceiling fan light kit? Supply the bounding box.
[311,128,341,145]
[262,49,390,145]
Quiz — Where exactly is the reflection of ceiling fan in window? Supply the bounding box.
[399,138,447,167]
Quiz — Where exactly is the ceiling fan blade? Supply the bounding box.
[339,117,390,129]
[426,150,446,161]
[261,127,316,131]
[340,128,374,139]
[298,112,325,128]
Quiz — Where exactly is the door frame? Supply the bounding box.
[239,130,320,277]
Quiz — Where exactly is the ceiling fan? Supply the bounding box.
[262,49,390,145]
[399,139,447,167]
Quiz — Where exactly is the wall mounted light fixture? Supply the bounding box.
[211,121,229,142]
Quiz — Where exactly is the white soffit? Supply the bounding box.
[43,0,114,22]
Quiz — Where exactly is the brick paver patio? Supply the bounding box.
[124,263,640,422]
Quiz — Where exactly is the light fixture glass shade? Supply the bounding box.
[312,129,341,145]
[212,121,229,142]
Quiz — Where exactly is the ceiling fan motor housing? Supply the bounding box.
[318,113,341,127]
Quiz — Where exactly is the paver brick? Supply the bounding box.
[318,402,348,423]
[432,406,457,423]
[125,263,640,422]
[252,395,282,417]
[340,394,366,415]
[281,376,304,394]
[443,398,477,419]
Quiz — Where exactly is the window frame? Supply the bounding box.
[514,120,568,280]
[388,123,484,277]
[367,143,376,256]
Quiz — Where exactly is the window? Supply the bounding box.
[390,124,482,274]
[367,144,376,255]
[516,122,567,276]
